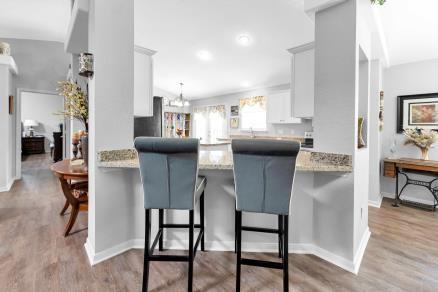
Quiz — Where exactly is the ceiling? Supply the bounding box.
[1,0,438,98]
[375,0,438,66]
[135,0,314,99]
[0,0,70,42]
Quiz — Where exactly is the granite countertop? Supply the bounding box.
[97,149,352,172]
[199,139,231,146]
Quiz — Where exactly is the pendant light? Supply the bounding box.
[172,82,190,107]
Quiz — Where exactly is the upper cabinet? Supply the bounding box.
[134,46,156,117]
[288,42,315,118]
[267,91,302,124]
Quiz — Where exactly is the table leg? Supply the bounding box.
[64,206,79,237]
[392,167,400,207]
[60,199,69,215]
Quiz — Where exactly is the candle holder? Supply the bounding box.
[72,140,79,160]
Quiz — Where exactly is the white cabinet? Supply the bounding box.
[267,91,302,124]
[289,42,314,118]
[134,46,156,117]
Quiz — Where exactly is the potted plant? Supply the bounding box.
[403,128,438,160]
[57,81,89,165]
[371,0,386,5]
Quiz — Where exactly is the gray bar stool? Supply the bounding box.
[134,137,206,292]
[232,139,300,292]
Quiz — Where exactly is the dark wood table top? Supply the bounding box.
[50,159,88,179]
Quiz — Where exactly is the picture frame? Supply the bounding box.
[397,93,438,133]
[230,105,239,116]
[230,117,239,129]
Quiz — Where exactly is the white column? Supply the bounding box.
[85,0,135,261]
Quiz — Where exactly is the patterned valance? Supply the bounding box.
[194,105,226,114]
[239,96,266,109]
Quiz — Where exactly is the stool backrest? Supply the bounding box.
[134,137,199,210]
[232,139,300,215]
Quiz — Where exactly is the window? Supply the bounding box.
[193,105,226,142]
[240,96,267,131]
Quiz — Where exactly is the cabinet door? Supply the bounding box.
[293,49,314,118]
[267,92,286,123]
[134,50,153,117]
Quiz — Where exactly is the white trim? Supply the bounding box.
[84,237,367,274]
[0,177,16,193]
[287,42,315,54]
[368,193,383,208]
[0,55,18,75]
[382,192,436,206]
[353,227,371,274]
[134,45,157,56]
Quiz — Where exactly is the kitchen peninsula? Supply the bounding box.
[92,147,360,272]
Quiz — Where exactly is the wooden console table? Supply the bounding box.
[383,158,438,211]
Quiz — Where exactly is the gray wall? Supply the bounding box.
[21,91,64,151]
[381,58,438,203]
[0,38,70,92]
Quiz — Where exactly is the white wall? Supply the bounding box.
[190,84,313,138]
[21,92,63,152]
[381,58,438,203]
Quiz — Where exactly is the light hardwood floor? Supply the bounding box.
[1,154,438,291]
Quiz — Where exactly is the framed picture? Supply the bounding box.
[397,93,438,133]
[8,95,13,115]
[379,91,384,131]
[230,105,239,116]
[230,117,239,129]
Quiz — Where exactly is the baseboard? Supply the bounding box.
[84,237,363,274]
[85,238,144,266]
[352,227,371,274]
[0,177,16,193]
[368,193,383,208]
[382,192,435,206]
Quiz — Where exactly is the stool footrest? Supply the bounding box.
[241,258,283,270]
[162,224,202,229]
[241,226,280,234]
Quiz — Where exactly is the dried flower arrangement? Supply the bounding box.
[57,81,89,131]
[371,0,386,5]
[403,128,438,160]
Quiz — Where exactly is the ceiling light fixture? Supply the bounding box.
[171,82,190,107]
[237,34,252,46]
[241,81,251,88]
[197,50,212,61]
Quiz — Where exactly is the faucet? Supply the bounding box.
[250,127,255,138]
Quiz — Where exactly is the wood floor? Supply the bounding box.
[1,154,438,291]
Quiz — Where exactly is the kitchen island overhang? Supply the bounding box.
[90,148,367,275]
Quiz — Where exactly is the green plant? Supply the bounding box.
[371,0,386,5]
[57,80,89,131]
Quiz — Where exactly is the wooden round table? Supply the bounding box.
[50,160,88,236]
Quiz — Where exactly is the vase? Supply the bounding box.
[420,147,429,160]
[81,134,89,168]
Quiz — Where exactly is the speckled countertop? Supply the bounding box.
[97,149,352,172]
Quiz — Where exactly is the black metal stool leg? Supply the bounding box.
[158,209,164,251]
[200,192,205,251]
[142,209,151,292]
[234,207,237,253]
[188,210,194,292]
[283,215,289,292]
[236,210,242,292]
[278,215,283,258]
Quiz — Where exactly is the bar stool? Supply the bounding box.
[232,139,300,292]
[134,137,206,292]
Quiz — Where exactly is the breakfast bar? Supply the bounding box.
[93,148,358,272]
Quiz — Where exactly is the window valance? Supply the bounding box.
[239,96,266,109]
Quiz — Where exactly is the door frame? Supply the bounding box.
[15,88,67,179]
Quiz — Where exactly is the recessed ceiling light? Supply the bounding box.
[197,50,212,61]
[241,81,251,88]
[237,34,252,46]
